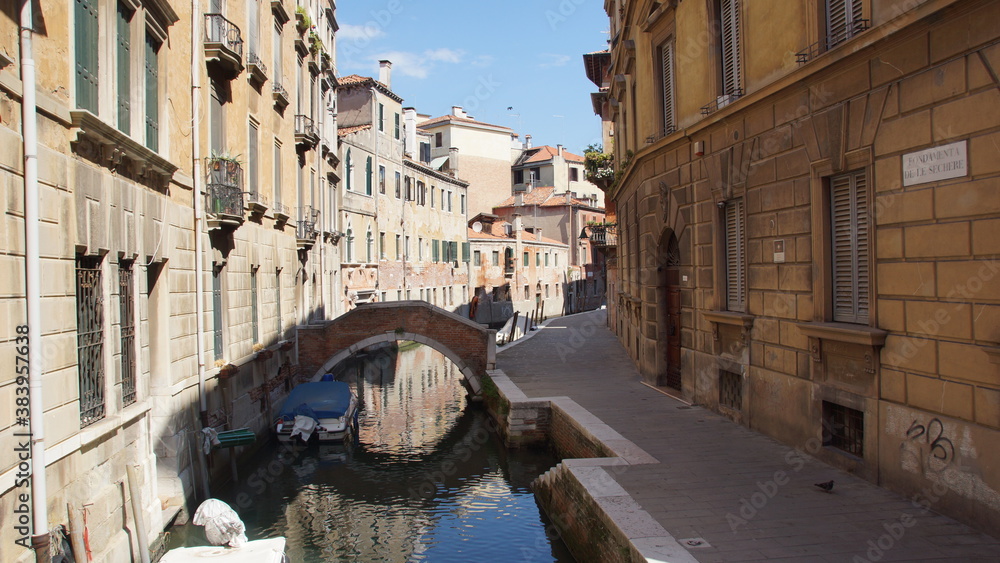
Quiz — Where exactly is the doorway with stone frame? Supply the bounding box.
[656,230,682,391]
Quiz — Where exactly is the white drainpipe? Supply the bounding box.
[191,0,211,498]
[21,0,49,558]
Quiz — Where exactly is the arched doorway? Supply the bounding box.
[657,231,682,390]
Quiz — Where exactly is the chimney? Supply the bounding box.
[448,147,459,178]
[565,192,572,204]
[379,60,392,88]
[525,134,532,149]
[557,144,564,157]
[513,213,523,233]
[536,227,543,242]
[451,106,466,118]
[403,107,417,157]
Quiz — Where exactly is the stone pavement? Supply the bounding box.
[497,310,1000,562]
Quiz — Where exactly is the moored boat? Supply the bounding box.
[274,376,358,443]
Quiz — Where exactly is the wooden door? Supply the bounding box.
[665,268,682,390]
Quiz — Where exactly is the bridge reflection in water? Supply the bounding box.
[175,343,573,562]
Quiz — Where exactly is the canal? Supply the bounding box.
[169,342,573,562]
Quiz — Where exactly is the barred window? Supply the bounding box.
[77,255,105,427]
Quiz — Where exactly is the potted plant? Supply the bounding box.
[253,343,273,361]
[294,5,311,32]
[308,31,324,54]
[216,359,239,379]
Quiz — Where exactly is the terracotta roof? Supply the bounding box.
[337,124,372,137]
[467,222,566,246]
[519,145,586,165]
[418,114,512,131]
[336,75,402,102]
[493,186,557,208]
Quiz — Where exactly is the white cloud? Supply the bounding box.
[373,49,465,79]
[338,23,385,42]
[538,53,571,68]
[471,54,495,68]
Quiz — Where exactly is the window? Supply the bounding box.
[826,0,864,48]
[523,251,529,267]
[659,40,676,133]
[420,142,431,163]
[77,255,105,426]
[435,132,442,147]
[474,250,481,266]
[725,199,746,312]
[555,254,559,267]
[431,186,436,208]
[275,269,282,337]
[492,251,500,266]
[716,0,742,98]
[394,113,400,139]
[536,252,541,267]
[545,284,550,297]
[545,253,549,267]
[405,176,412,201]
[395,234,401,259]
[366,229,374,263]
[418,237,424,260]
[379,165,386,194]
[719,369,742,410]
[432,240,440,262]
[116,2,133,133]
[530,168,540,183]
[395,171,401,198]
[379,232,386,259]
[75,0,100,113]
[462,242,470,263]
[569,168,579,182]
[447,191,453,212]
[119,260,136,407]
[524,285,530,299]
[365,156,373,195]
[248,121,259,199]
[823,401,864,457]
[405,236,410,258]
[273,141,282,207]
[460,194,466,215]
[345,149,352,191]
[514,170,524,184]
[272,21,282,88]
[345,227,354,262]
[378,103,385,131]
[250,267,259,344]
[417,181,426,205]
[830,169,870,324]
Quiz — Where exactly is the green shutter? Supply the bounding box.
[345,150,352,191]
[116,2,132,134]
[432,240,439,262]
[394,113,400,139]
[379,104,384,131]
[144,34,160,151]
[75,0,100,112]
[831,170,869,324]
[725,199,746,312]
[365,157,372,195]
[462,242,470,263]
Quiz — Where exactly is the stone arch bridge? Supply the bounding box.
[297,301,496,396]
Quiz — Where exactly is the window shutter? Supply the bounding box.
[75,0,100,113]
[116,3,132,134]
[720,0,742,97]
[394,113,400,139]
[661,41,674,132]
[247,0,259,56]
[144,35,160,151]
[462,242,470,263]
[248,122,258,195]
[432,240,439,262]
[725,199,745,312]
[826,0,862,46]
[345,150,352,191]
[365,157,372,195]
[831,170,869,324]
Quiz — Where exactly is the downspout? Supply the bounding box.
[192,0,211,499]
[371,87,380,297]
[21,1,49,560]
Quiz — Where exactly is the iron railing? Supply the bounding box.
[119,261,136,407]
[297,206,320,239]
[247,50,267,75]
[273,201,288,217]
[76,258,105,427]
[589,223,618,247]
[206,160,244,216]
[796,19,870,63]
[295,114,316,137]
[204,14,243,59]
[645,126,676,144]
[272,82,289,104]
[700,90,743,116]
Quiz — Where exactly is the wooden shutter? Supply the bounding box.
[720,0,742,97]
[831,170,869,324]
[365,157,372,195]
[210,81,225,155]
[826,0,861,46]
[75,0,99,113]
[432,240,440,262]
[248,122,258,196]
[660,41,674,132]
[273,142,282,206]
[394,113,400,139]
[247,0,259,57]
[273,23,282,83]
[145,34,160,151]
[462,242,471,263]
[345,149,352,191]
[117,2,132,134]
[725,199,745,312]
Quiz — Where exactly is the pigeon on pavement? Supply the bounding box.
[814,480,834,493]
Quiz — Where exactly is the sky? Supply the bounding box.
[334,1,610,156]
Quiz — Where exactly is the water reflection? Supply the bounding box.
[171,343,572,562]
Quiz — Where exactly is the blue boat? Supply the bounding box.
[274,377,358,443]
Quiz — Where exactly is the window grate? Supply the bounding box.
[823,401,864,457]
[119,260,136,407]
[77,256,105,427]
[719,369,742,410]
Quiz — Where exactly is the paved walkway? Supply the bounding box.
[497,310,1000,562]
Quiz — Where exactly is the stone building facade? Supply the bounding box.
[0,0,338,559]
[601,0,1000,536]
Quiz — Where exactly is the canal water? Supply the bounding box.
[169,343,574,562]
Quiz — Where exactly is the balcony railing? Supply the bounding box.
[204,14,244,78]
[272,82,290,110]
[296,206,320,249]
[701,90,743,116]
[796,19,871,63]
[247,50,267,86]
[294,114,319,148]
[206,159,244,229]
[589,223,618,248]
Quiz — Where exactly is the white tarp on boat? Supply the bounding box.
[160,538,287,562]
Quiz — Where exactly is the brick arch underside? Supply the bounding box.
[297,302,495,396]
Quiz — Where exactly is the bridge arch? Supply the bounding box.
[297,301,496,396]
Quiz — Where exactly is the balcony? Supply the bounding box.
[272,82,290,110]
[294,115,319,149]
[204,14,244,79]
[701,90,743,116]
[296,206,320,250]
[588,223,618,248]
[205,159,244,231]
[796,20,871,63]
[246,187,268,218]
[272,201,290,227]
[247,50,268,87]
[270,0,290,25]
